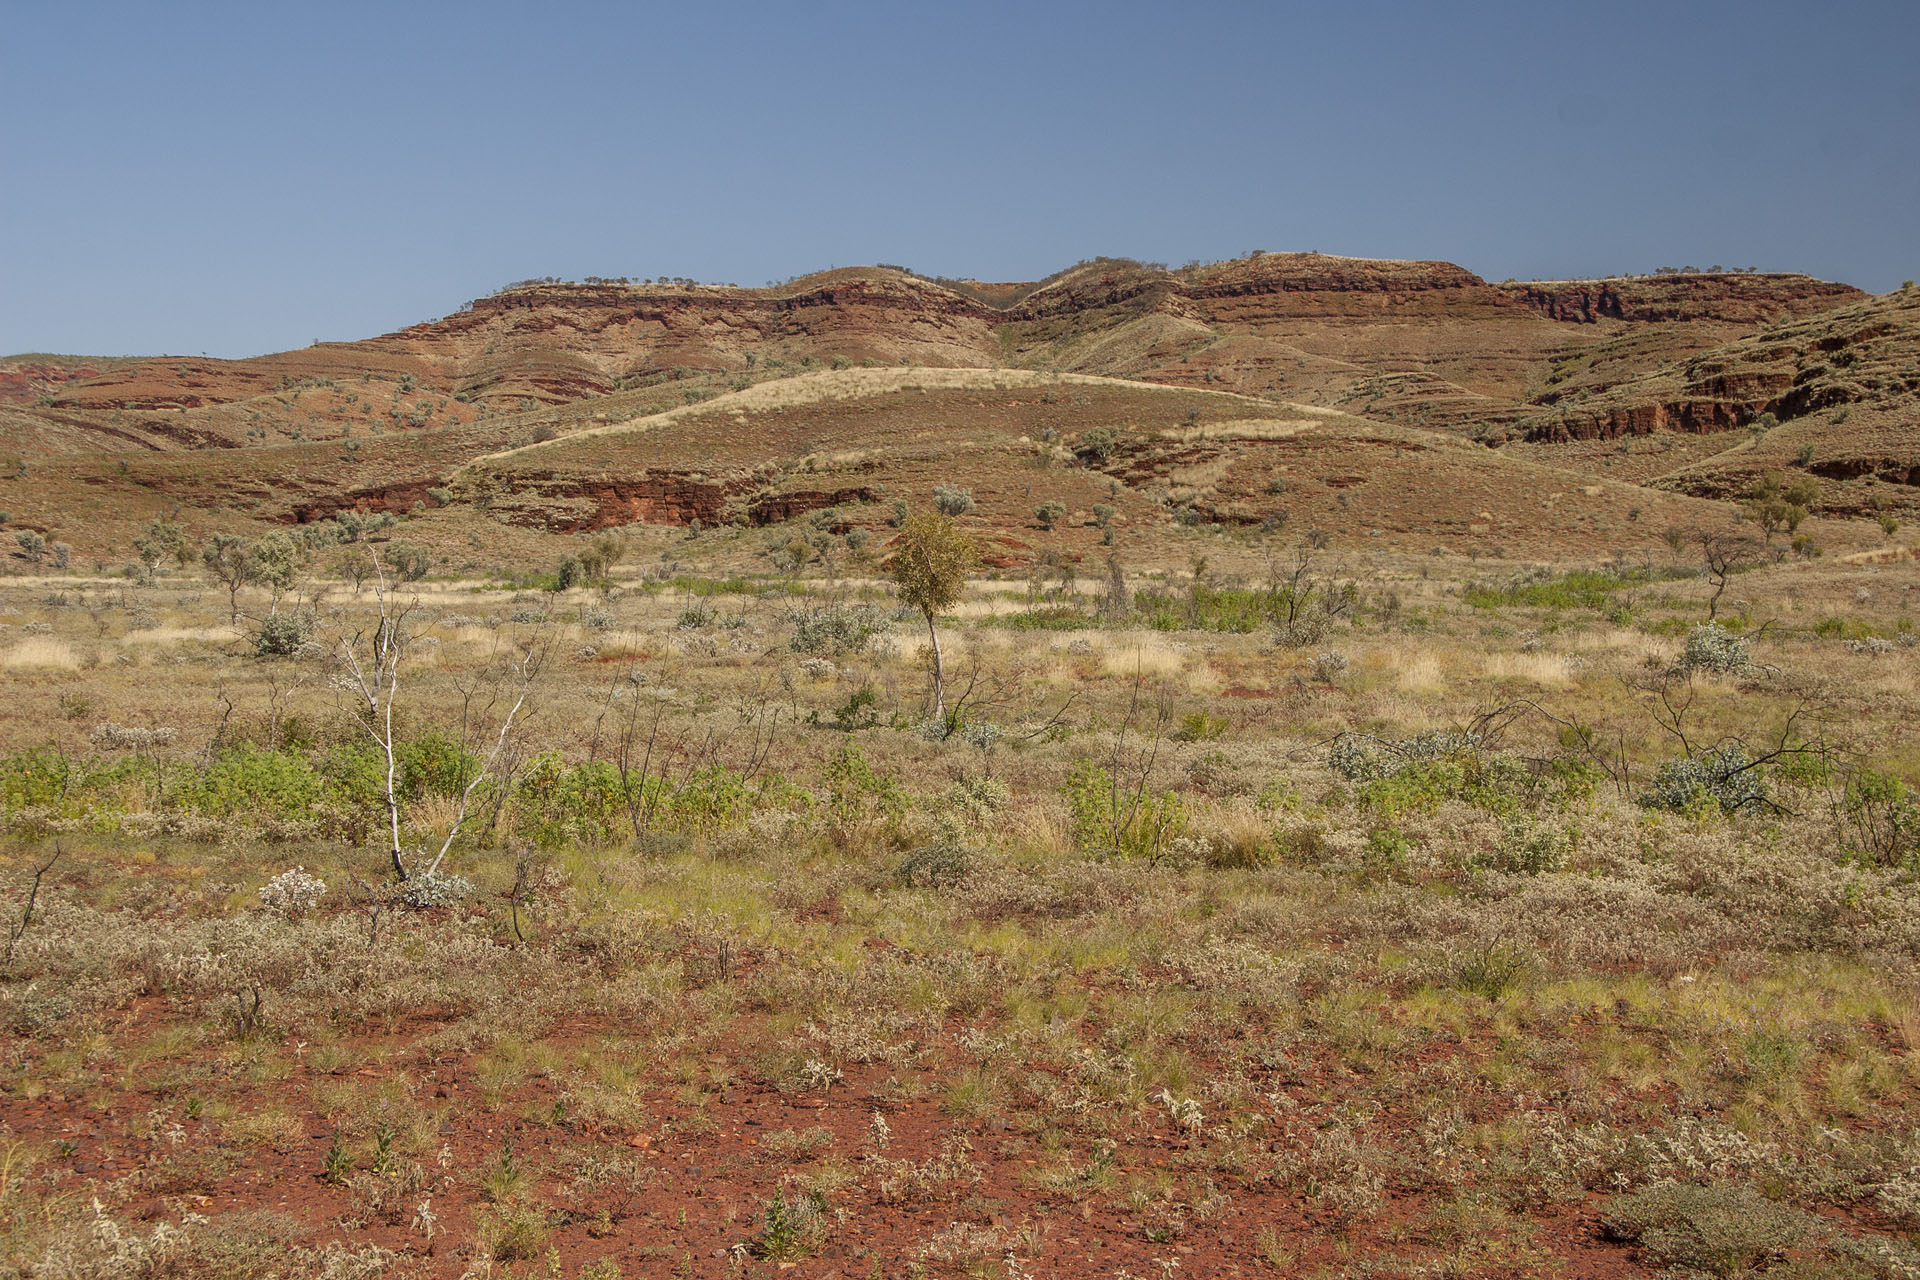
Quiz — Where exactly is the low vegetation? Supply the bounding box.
[0,497,1916,1280]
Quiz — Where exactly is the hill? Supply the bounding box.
[0,253,1902,566]
[1495,287,1920,516]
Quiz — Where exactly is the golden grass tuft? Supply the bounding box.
[1,637,80,670]
[1482,651,1575,685]
[121,626,238,646]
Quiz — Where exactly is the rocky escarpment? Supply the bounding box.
[1505,273,1862,326]
[461,467,880,533]
[11,253,1875,460]
[1503,288,1919,448]
[0,358,131,406]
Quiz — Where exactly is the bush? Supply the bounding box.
[253,610,313,657]
[931,483,975,517]
[1062,760,1188,861]
[1643,744,1769,816]
[756,1188,828,1260]
[898,842,972,888]
[1602,1181,1809,1276]
[199,746,323,817]
[789,603,887,656]
[258,867,328,917]
[398,868,475,909]
[383,541,432,582]
[1681,622,1751,674]
[1076,426,1116,463]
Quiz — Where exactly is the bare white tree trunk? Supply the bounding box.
[925,608,945,721]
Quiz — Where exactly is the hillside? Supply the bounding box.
[458,367,1759,561]
[7,255,1863,453]
[2,253,1903,566]
[1497,288,1920,516]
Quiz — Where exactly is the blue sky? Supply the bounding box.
[3,0,1917,357]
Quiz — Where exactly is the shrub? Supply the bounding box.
[1464,568,1644,612]
[931,483,975,517]
[1076,426,1116,464]
[1681,622,1751,673]
[755,1188,829,1260]
[398,868,475,909]
[258,867,328,917]
[1602,1181,1809,1276]
[1035,500,1067,530]
[1477,818,1573,875]
[253,610,314,657]
[1841,769,1920,867]
[383,541,433,582]
[899,842,972,888]
[1643,744,1769,816]
[789,603,887,656]
[199,746,323,817]
[1062,760,1188,861]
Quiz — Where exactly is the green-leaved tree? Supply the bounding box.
[888,513,977,721]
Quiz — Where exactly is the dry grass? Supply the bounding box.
[466,366,1313,468]
[1,637,80,670]
[1482,651,1577,685]
[0,537,1916,1279]
[121,625,239,647]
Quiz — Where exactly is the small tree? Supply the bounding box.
[14,530,45,566]
[889,513,977,721]
[1696,530,1764,621]
[1076,426,1116,464]
[1092,503,1117,545]
[247,531,302,610]
[1035,500,1067,531]
[202,533,253,621]
[338,548,546,881]
[132,519,191,579]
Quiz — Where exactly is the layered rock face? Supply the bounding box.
[11,254,1873,460]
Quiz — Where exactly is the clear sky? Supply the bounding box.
[4,0,1917,358]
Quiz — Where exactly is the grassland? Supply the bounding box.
[0,510,1918,1279]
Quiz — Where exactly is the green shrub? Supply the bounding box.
[1643,744,1770,816]
[253,610,313,657]
[515,753,627,847]
[1464,568,1650,612]
[789,603,888,656]
[1062,760,1188,861]
[1173,711,1230,742]
[1841,769,1920,868]
[827,738,905,830]
[756,1188,828,1260]
[196,746,323,817]
[1602,1181,1809,1276]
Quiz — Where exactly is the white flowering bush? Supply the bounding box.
[1680,622,1750,673]
[89,722,178,750]
[1312,650,1350,682]
[258,866,328,917]
[1643,743,1769,816]
[1328,730,1483,782]
[399,868,476,909]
